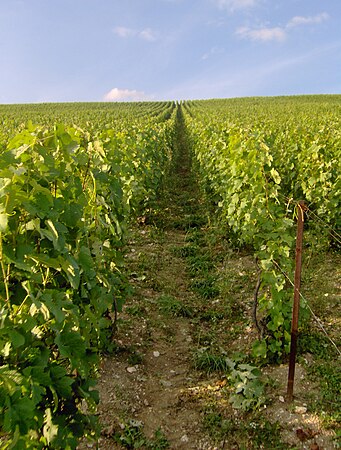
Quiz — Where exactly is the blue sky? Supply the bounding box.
[0,0,340,103]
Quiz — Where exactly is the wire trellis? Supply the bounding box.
[272,259,341,358]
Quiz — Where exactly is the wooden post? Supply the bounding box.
[287,201,306,402]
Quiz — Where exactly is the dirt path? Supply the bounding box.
[94,229,215,449]
[82,107,218,449]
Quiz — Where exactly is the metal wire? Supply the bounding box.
[275,193,341,246]
[251,192,341,355]
[272,260,341,358]
[305,207,341,246]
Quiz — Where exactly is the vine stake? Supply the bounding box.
[287,200,307,402]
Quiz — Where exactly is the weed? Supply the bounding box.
[193,348,232,373]
[185,229,205,244]
[149,429,169,449]
[298,330,335,360]
[125,305,146,317]
[190,276,220,299]
[172,245,198,258]
[197,309,225,322]
[113,344,144,365]
[127,350,143,366]
[203,408,287,449]
[114,421,169,449]
[171,216,198,230]
[307,362,341,425]
[157,294,193,318]
[203,410,236,440]
[228,362,266,411]
[248,419,287,449]
[195,331,216,347]
[298,330,341,428]
[188,255,214,277]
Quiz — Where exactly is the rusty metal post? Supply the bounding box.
[287,201,307,402]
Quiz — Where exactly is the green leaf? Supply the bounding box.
[8,330,25,349]
[0,366,23,393]
[0,178,11,198]
[270,168,281,184]
[59,255,80,289]
[43,408,59,445]
[54,331,86,361]
[53,374,74,398]
[252,340,267,359]
[78,246,96,279]
[0,212,8,232]
[42,293,65,323]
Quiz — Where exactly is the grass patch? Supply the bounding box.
[127,350,144,366]
[307,362,341,426]
[298,330,337,360]
[114,421,169,449]
[193,348,232,373]
[197,309,226,322]
[125,305,147,317]
[171,244,198,258]
[203,408,287,449]
[190,276,220,299]
[157,294,194,318]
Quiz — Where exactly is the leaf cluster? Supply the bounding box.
[0,104,176,448]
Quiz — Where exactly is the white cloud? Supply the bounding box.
[113,26,135,38]
[103,88,148,102]
[114,26,157,41]
[214,0,258,11]
[236,26,286,42]
[235,12,329,43]
[139,28,156,42]
[287,12,329,28]
[201,47,225,60]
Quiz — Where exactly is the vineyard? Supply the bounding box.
[184,96,340,359]
[0,97,340,449]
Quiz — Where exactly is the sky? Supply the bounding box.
[0,0,340,103]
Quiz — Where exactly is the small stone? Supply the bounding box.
[181,435,189,443]
[137,376,147,382]
[127,366,137,373]
[160,380,172,388]
[295,406,307,414]
[101,425,115,436]
[279,396,285,403]
[129,419,143,428]
[153,351,160,357]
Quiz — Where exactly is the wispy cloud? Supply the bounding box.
[214,0,258,11]
[139,28,156,42]
[163,41,341,100]
[236,12,330,43]
[201,47,225,60]
[103,88,149,102]
[287,12,329,28]
[236,26,286,42]
[114,26,135,38]
[113,26,157,42]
